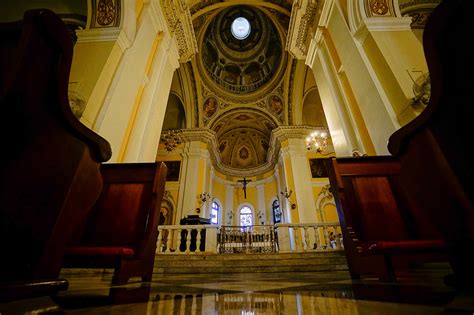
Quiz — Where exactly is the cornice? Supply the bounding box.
[76,27,121,43]
[160,0,198,63]
[164,125,328,178]
[286,0,318,60]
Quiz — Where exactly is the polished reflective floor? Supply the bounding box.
[1,264,474,314]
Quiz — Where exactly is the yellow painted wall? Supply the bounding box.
[70,41,114,106]
[212,180,226,221]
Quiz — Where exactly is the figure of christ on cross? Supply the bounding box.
[237,177,252,199]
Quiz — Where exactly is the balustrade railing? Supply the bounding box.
[275,223,343,253]
[156,222,342,255]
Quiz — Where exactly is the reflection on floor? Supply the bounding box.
[1,263,474,314]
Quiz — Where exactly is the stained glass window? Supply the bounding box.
[272,200,281,224]
[211,201,219,224]
[240,206,252,226]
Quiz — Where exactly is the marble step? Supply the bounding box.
[153,251,349,275]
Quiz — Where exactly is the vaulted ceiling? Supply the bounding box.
[167,1,299,175]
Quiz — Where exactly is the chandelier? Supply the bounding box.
[306,131,328,153]
[160,129,182,152]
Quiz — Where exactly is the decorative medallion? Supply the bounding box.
[239,147,249,160]
[235,114,251,121]
[97,0,116,26]
[370,0,389,16]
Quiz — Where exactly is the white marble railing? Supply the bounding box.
[156,223,343,254]
[275,222,343,253]
[156,225,219,254]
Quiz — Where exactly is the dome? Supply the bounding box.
[201,6,283,94]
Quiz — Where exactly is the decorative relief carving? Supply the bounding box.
[190,0,222,16]
[68,93,86,119]
[406,10,431,29]
[219,102,230,109]
[286,0,317,60]
[161,0,198,63]
[91,0,121,28]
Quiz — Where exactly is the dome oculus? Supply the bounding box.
[231,17,251,40]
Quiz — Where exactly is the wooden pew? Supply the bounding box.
[324,157,448,281]
[63,162,167,284]
[324,0,474,283]
[0,8,111,298]
[387,0,474,287]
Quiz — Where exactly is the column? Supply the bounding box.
[256,184,266,225]
[176,132,211,221]
[225,184,234,225]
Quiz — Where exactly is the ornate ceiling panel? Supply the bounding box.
[210,109,277,169]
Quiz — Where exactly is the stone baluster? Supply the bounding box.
[196,228,202,253]
[322,226,329,250]
[303,226,310,251]
[177,228,182,253]
[160,229,171,253]
[313,226,320,250]
[165,228,172,253]
[333,225,342,249]
[185,228,192,254]
[156,229,163,254]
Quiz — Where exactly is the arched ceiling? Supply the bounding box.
[192,3,290,174]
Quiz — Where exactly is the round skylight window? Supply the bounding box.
[231,17,251,40]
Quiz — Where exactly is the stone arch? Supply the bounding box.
[302,87,328,128]
[162,92,186,131]
[160,190,176,225]
[315,184,337,222]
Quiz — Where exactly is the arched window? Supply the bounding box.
[240,206,253,227]
[210,201,219,224]
[272,200,281,224]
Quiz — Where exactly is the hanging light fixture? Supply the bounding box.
[306,131,328,153]
[160,129,182,152]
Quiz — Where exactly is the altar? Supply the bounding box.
[179,215,211,252]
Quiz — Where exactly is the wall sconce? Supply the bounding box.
[199,192,211,203]
[195,192,211,215]
[280,187,293,200]
[281,188,296,210]
[160,129,182,152]
[306,131,328,153]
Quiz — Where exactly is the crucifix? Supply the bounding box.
[237,177,252,199]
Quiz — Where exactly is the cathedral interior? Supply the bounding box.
[1,0,474,314]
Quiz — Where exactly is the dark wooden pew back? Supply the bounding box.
[0,9,111,285]
[64,162,167,284]
[325,157,447,281]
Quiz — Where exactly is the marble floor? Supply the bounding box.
[1,264,474,314]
